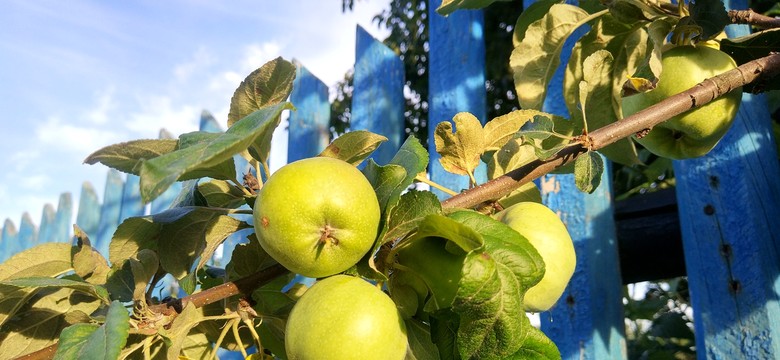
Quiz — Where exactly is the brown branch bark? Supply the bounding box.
[442,52,780,210]
[729,9,780,29]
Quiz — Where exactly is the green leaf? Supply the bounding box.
[198,179,247,209]
[455,251,524,359]
[0,243,74,328]
[156,209,250,293]
[448,211,544,290]
[483,111,533,153]
[83,139,179,175]
[228,57,296,127]
[518,115,555,140]
[108,217,162,266]
[139,102,292,203]
[54,300,129,360]
[434,112,484,177]
[413,214,483,253]
[581,50,642,165]
[647,19,674,79]
[129,249,159,301]
[430,310,460,360]
[318,130,388,165]
[689,0,729,40]
[431,211,544,359]
[158,303,204,359]
[72,238,111,285]
[0,242,74,281]
[487,138,536,180]
[1,276,110,304]
[563,14,646,165]
[226,234,282,281]
[574,151,604,193]
[176,131,238,181]
[363,161,408,216]
[436,0,509,16]
[0,287,103,359]
[405,318,442,360]
[228,57,296,165]
[513,0,559,47]
[511,4,604,110]
[510,318,561,359]
[381,190,442,245]
[389,135,429,190]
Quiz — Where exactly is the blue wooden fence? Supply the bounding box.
[1,0,779,358]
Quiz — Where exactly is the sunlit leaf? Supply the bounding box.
[139,102,292,203]
[436,0,509,16]
[434,112,484,176]
[53,300,129,360]
[512,4,602,110]
[574,151,604,193]
[83,139,179,175]
[318,130,388,165]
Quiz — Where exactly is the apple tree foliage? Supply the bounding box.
[1,0,779,359]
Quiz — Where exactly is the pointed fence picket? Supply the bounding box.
[1,1,779,358]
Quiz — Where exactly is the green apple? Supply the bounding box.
[253,157,380,278]
[622,45,742,159]
[285,275,408,360]
[494,202,576,312]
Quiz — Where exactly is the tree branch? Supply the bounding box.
[442,52,780,210]
[729,9,780,29]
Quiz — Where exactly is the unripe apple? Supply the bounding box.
[494,202,576,312]
[253,157,380,278]
[285,275,408,360]
[622,45,742,159]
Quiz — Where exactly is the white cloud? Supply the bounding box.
[35,116,123,155]
[85,87,117,125]
[174,46,216,82]
[125,95,201,137]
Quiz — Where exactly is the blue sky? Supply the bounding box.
[0,1,390,228]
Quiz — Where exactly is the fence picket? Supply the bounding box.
[18,212,37,253]
[76,182,102,244]
[119,175,145,221]
[38,203,56,245]
[288,64,331,163]
[95,170,124,256]
[52,193,73,243]
[427,0,487,197]
[671,1,780,357]
[352,25,405,165]
[1,219,18,262]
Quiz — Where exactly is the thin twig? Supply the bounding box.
[441,52,780,210]
[729,9,780,29]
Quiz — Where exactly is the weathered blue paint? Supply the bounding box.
[540,164,627,360]
[673,2,780,355]
[95,170,124,256]
[38,204,56,245]
[119,175,145,221]
[52,193,73,243]
[17,212,37,253]
[288,64,331,163]
[352,25,405,165]
[76,182,101,245]
[427,0,487,197]
[1,219,18,262]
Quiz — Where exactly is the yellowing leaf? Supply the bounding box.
[511,4,602,110]
[434,113,484,177]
